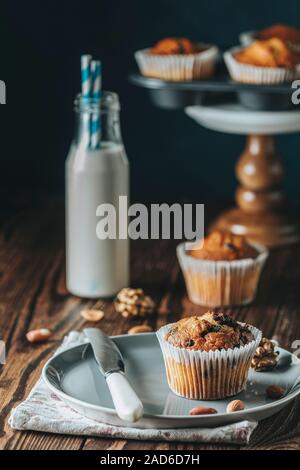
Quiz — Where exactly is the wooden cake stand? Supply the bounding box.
[186,104,300,247]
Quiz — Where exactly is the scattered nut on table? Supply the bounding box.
[26,328,52,343]
[80,309,104,322]
[115,288,155,318]
[226,400,245,413]
[251,337,279,372]
[266,384,285,399]
[127,324,153,335]
[189,406,217,416]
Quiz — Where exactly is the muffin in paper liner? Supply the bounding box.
[135,45,219,81]
[176,241,268,307]
[224,47,298,84]
[157,322,262,400]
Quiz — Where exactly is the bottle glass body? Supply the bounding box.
[66,92,129,297]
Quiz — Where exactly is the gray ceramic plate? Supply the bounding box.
[43,333,300,429]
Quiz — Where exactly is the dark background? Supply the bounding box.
[0,0,300,202]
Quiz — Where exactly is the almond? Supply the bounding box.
[226,399,245,413]
[80,309,104,322]
[189,406,217,416]
[127,324,153,334]
[266,384,285,399]
[26,328,52,343]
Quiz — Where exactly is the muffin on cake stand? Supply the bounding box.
[185,103,300,247]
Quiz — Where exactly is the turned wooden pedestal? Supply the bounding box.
[210,134,300,247]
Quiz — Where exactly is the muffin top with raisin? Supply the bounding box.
[234,38,300,69]
[151,37,203,55]
[165,312,254,352]
[187,231,258,261]
[257,24,300,45]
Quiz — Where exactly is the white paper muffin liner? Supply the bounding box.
[239,30,300,53]
[135,44,219,81]
[157,322,262,400]
[224,47,297,84]
[176,241,268,307]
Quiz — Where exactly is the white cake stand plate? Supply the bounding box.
[185,103,300,135]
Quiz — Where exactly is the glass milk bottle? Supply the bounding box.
[66,92,129,297]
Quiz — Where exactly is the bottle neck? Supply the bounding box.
[73,92,122,149]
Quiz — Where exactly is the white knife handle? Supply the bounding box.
[106,372,144,422]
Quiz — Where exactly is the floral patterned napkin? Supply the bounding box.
[9,331,257,444]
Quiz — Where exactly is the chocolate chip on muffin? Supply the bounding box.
[225,242,238,252]
[185,339,195,347]
[207,324,221,333]
[212,312,237,327]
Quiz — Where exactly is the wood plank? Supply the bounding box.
[1,197,300,450]
[3,431,84,451]
[0,198,85,450]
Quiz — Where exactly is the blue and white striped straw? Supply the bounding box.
[91,60,102,100]
[90,60,102,149]
[81,54,92,100]
[81,55,92,148]
[90,115,101,149]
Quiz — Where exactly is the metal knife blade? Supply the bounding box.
[84,328,124,377]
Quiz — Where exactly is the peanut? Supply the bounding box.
[189,406,217,416]
[80,309,104,322]
[226,399,245,413]
[26,328,52,343]
[266,384,285,399]
[127,324,153,334]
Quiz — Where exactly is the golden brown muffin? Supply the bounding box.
[150,37,203,55]
[234,38,300,69]
[157,314,261,399]
[258,24,300,45]
[165,312,254,352]
[187,231,258,261]
[135,38,218,81]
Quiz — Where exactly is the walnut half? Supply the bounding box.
[251,337,279,372]
[114,288,155,319]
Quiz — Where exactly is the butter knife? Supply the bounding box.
[84,328,143,422]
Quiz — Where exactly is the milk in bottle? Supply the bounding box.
[66,92,129,297]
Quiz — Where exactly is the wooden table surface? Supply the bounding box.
[0,196,300,451]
